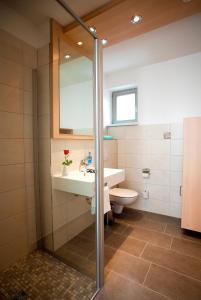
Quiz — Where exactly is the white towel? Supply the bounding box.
[90,186,111,215]
[91,196,96,215]
[104,186,111,214]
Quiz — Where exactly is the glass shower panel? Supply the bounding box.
[50,19,97,292]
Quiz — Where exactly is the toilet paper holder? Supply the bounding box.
[142,168,150,178]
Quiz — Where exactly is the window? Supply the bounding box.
[112,88,138,124]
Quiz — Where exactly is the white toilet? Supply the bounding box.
[109,188,138,214]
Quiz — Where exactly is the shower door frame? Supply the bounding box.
[56,0,104,293]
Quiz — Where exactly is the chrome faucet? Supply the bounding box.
[79,159,88,175]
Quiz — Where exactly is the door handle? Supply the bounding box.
[180,185,182,196]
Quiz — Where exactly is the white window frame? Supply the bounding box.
[112,88,138,124]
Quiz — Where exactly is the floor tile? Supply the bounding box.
[122,217,165,232]
[56,247,96,279]
[124,225,172,248]
[63,235,95,257]
[142,244,201,281]
[104,222,128,235]
[88,245,117,266]
[124,208,180,226]
[144,264,201,300]
[171,237,201,260]
[107,250,150,284]
[119,209,166,232]
[0,251,95,299]
[165,224,201,243]
[105,232,146,257]
[78,224,95,241]
[96,271,168,300]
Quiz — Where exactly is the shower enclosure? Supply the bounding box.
[37,0,104,298]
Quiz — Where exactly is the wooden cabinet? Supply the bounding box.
[182,117,201,232]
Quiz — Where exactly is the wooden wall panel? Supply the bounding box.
[182,117,201,232]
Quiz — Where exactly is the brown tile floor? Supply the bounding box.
[97,208,201,300]
[57,208,201,300]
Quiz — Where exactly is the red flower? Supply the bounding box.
[64,149,69,155]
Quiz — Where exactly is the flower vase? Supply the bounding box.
[62,165,69,176]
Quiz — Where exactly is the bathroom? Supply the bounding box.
[0,0,201,299]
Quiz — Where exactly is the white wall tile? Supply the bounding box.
[170,155,183,171]
[149,140,170,155]
[169,202,181,218]
[112,123,183,217]
[171,123,183,139]
[170,171,182,187]
[170,186,181,204]
[148,155,170,171]
[149,170,170,186]
[171,140,183,155]
[148,184,170,202]
[108,126,126,139]
[147,124,170,140]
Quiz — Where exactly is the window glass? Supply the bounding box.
[116,93,135,121]
[112,88,137,124]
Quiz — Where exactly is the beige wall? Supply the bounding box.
[37,44,53,251]
[0,29,37,270]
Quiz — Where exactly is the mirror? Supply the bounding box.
[51,20,94,139]
[59,39,93,136]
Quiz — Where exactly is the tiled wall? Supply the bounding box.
[51,139,94,250]
[0,29,37,269]
[51,139,117,249]
[108,123,183,218]
[37,44,53,251]
[104,140,117,168]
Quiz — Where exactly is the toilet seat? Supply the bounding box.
[109,188,138,198]
[109,188,138,214]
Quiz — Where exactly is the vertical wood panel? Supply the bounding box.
[181,117,201,232]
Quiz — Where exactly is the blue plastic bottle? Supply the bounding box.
[87,152,92,165]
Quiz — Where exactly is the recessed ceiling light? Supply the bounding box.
[101,39,108,46]
[65,54,71,59]
[182,0,192,2]
[89,26,96,33]
[130,15,142,24]
[77,41,83,46]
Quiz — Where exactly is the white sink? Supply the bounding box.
[52,168,125,197]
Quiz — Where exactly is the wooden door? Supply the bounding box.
[182,117,201,232]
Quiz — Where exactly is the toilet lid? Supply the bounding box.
[109,188,138,198]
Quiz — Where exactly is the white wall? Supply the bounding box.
[105,52,201,125]
[60,80,93,132]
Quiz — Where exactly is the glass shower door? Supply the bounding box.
[45,1,104,297]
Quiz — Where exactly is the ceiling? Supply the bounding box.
[103,12,201,73]
[2,0,201,73]
[1,0,111,26]
[64,0,201,46]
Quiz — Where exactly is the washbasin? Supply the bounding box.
[52,168,125,197]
